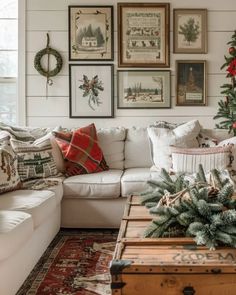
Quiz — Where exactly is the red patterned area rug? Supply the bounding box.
[17,229,118,295]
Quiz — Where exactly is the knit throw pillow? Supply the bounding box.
[53,123,109,176]
[0,137,21,194]
[10,137,58,181]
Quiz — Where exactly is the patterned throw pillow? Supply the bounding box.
[171,145,233,174]
[197,131,218,148]
[53,123,109,176]
[10,137,58,181]
[0,138,21,194]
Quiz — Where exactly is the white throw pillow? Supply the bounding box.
[171,145,232,174]
[148,120,201,171]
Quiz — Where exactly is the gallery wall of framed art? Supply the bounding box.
[67,2,209,119]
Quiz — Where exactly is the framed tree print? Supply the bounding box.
[174,9,207,53]
[176,60,206,106]
[118,3,170,67]
[69,6,113,61]
[69,64,114,118]
[118,70,171,109]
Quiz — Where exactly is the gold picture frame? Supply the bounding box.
[174,9,207,54]
[176,60,207,106]
[118,3,170,67]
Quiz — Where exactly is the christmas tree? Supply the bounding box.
[140,165,236,250]
[178,18,200,46]
[214,30,236,135]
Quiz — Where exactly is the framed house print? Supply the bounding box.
[176,60,206,106]
[118,70,171,109]
[118,3,170,67]
[174,9,207,53]
[69,64,114,118]
[68,6,113,61]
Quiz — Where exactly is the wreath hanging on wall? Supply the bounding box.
[34,33,63,87]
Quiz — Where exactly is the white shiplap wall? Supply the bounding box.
[25,0,236,128]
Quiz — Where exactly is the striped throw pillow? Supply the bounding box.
[171,146,233,174]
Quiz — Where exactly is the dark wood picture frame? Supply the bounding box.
[68,5,114,61]
[173,9,207,54]
[69,64,114,118]
[176,60,207,106]
[118,3,170,67]
[117,70,171,109]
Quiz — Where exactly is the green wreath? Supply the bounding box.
[34,47,63,78]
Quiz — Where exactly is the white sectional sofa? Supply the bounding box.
[0,125,231,295]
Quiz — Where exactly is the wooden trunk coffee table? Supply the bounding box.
[110,195,236,295]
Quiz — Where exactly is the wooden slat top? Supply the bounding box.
[112,195,236,272]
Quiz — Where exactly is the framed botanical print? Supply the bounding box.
[117,70,171,109]
[118,3,170,67]
[69,64,114,118]
[68,6,113,61]
[176,60,206,106]
[174,9,207,53]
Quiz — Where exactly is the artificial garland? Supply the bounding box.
[34,33,63,86]
[214,30,236,134]
[140,165,236,250]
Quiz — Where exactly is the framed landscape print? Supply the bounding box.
[118,3,170,67]
[68,6,113,61]
[69,64,114,118]
[117,70,171,109]
[176,60,206,106]
[174,9,207,53]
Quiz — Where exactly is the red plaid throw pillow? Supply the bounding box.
[53,124,109,176]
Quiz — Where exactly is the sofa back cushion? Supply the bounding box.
[97,127,126,169]
[125,127,153,168]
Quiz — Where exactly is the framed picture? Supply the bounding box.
[117,70,171,109]
[69,64,114,118]
[176,60,206,106]
[68,6,113,61]
[118,3,170,67]
[173,9,207,53]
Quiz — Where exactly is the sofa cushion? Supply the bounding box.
[63,169,123,199]
[125,127,153,168]
[0,190,56,228]
[0,210,33,261]
[22,177,64,206]
[97,127,125,169]
[121,168,161,197]
[53,124,109,176]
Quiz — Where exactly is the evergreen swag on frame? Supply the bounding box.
[140,165,236,250]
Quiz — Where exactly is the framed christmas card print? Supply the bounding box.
[174,9,207,53]
[176,60,206,106]
[69,6,113,61]
[118,3,170,67]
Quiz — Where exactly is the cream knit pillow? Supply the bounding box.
[148,120,201,171]
[171,145,232,174]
